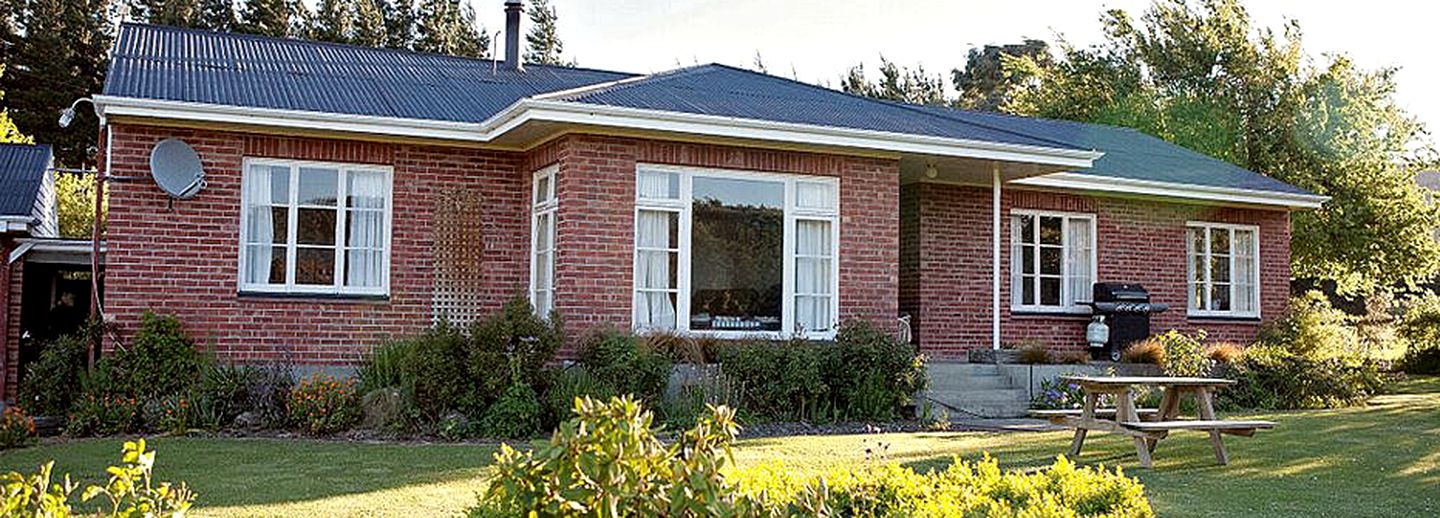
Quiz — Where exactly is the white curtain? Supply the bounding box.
[346,171,386,288]
[244,165,273,284]
[795,219,832,333]
[638,171,676,199]
[796,182,836,210]
[533,212,554,315]
[636,210,676,329]
[1065,218,1093,305]
[1234,229,1257,313]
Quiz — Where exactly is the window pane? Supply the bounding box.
[1210,228,1230,255]
[534,290,552,316]
[1211,283,1231,311]
[297,208,337,245]
[637,171,679,200]
[1066,219,1093,304]
[1039,216,1062,245]
[637,251,676,289]
[345,249,383,288]
[1210,255,1230,283]
[346,210,384,249]
[535,173,552,204]
[796,220,832,256]
[295,248,335,285]
[637,291,678,330]
[1022,276,1036,305]
[535,251,553,289]
[690,177,784,331]
[1021,246,1036,274]
[269,207,288,244]
[298,167,338,206]
[244,245,285,284]
[1018,215,1035,244]
[796,258,831,294]
[796,295,832,333]
[1192,282,1206,310]
[1040,277,1061,306]
[637,210,677,249]
[796,181,837,210]
[534,212,553,251]
[1040,247,1061,275]
[268,166,290,203]
[348,171,386,209]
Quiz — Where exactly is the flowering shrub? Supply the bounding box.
[0,407,36,449]
[287,374,361,435]
[1030,377,1087,410]
[65,395,142,437]
[1150,330,1213,377]
[151,395,195,436]
[0,438,194,517]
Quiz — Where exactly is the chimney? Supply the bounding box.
[504,0,524,71]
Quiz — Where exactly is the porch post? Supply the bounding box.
[992,162,1001,351]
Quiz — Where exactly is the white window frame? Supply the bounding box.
[632,163,841,340]
[1187,222,1261,318]
[530,166,558,317]
[237,157,394,296]
[1010,209,1097,314]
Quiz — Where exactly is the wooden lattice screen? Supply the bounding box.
[431,189,487,326]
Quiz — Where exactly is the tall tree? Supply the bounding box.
[414,0,488,58]
[1,0,112,167]
[238,0,295,37]
[311,0,356,43]
[350,0,388,47]
[133,0,203,27]
[382,0,416,49]
[523,0,565,65]
[951,40,1050,112]
[198,0,236,30]
[1004,0,1440,296]
[840,57,947,105]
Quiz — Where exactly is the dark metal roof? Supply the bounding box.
[557,64,1087,151]
[907,105,1314,196]
[105,23,635,123]
[0,143,52,217]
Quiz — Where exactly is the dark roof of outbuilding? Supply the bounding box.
[905,105,1315,196]
[104,23,635,123]
[103,23,1315,199]
[0,143,51,217]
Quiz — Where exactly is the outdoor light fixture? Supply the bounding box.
[924,162,939,179]
[58,97,96,128]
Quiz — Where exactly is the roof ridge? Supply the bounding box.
[547,63,724,100]
[116,22,635,77]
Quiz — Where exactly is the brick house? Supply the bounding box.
[8,13,1322,390]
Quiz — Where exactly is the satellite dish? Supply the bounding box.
[149,138,206,199]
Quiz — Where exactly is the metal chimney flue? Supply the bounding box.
[504,0,524,71]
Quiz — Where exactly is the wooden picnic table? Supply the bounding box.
[1030,376,1274,468]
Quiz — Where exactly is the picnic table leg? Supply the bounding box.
[1118,389,1153,468]
[1146,387,1180,453]
[1197,388,1229,465]
[1068,392,1098,458]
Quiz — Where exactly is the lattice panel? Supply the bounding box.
[432,189,487,326]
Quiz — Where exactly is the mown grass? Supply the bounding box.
[3,376,1436,517]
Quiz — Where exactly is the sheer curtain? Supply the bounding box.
[1065,218,1093,305]
[1234,229,1257,313]
[346,171,386,288]
[244,165,273,285]
[636,210,676,329]
[795,219,832,333]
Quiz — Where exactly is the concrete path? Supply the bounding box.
[950,417,1066,433]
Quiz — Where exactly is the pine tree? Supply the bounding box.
[198,0,237,30]
[238,0,293,37]
[382,0,415,49]
[311,0,356,43]
[350,0,388,47]
[135,0,204,27]
[523,0,565,65]
[1,0,112,167]
[414,0,488,58]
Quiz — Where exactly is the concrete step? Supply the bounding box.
[928,374,1013,391]
[924,387,1032,419]
[927,388,1029,403]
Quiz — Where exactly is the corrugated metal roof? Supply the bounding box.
[557,64,1086,151]
[105,23,635,123]
[0,143,51,218]
[908,105,1314,196]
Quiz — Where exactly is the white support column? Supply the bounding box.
[992,162,1002,351]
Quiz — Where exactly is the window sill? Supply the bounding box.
[1187,314,1261,323]
[1010,308,1093,319]
[237,291,390,304]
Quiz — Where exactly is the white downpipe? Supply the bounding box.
[992,163,1001,351]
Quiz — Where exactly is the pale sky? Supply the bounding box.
[467,0,1440,137]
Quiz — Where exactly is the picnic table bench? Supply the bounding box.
[1029,376,1274,468]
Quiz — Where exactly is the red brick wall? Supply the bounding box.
[104,124,529,365]
[902,183,1291,359]
[1,238,17,399]
[103,126,900,364]
[548,135,901,346]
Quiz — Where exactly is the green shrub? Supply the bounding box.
[101,312,209,400]
[287,374,361,435]
[1150,330,1212,377]
[1219,343,1385,410]
[245,361,295,429]
[659,367,738,430]
[65,393,142,437]
[17,325,93,417]
[719,340,827,422]
[403,322,475,418]
[146,394,196,436]
[579,329,672,404]
[357,339,416,394]
[731,455,1153,517]
[0,407,36,449]
[823,320,926,421]
[81,439,195,517]
[1399,294,1440,374]
[0,461,75,516]
[477,383,544,439]
[1258,291,1360,360]
[467,298,564,407]
[196,364,257,427]
[541,366,614,427]
[468,396,747,517]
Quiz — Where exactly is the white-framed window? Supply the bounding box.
[239,158,392,296]
[632,164,840,339]
[1010,210,1096,312]
[530,166,558,316]
[1187,222,1260,317]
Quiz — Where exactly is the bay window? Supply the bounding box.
[239,158,391,296]
[1010,210,1095,312]
[531,166,558,316]
[633,165,839,338]
[1187,223,1259,317]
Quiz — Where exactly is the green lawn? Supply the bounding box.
[5,377,1438,517]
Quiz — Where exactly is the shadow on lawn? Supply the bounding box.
[0,436,503,508]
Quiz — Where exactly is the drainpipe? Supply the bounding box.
[992,162,1001,351]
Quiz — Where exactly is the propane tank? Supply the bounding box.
[1086,315,1109,350]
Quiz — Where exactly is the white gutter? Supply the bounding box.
[991,163,1002,352]
[92,95,1104,169]
[1012,172,1329,209]
[1,216,31,233]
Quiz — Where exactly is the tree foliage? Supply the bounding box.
[952,39,1050,111]
[523,0,567,66]
[1000,0,1439,296]
[840,56,947,105]
[414,0,489,58]
[0,0,111,167]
